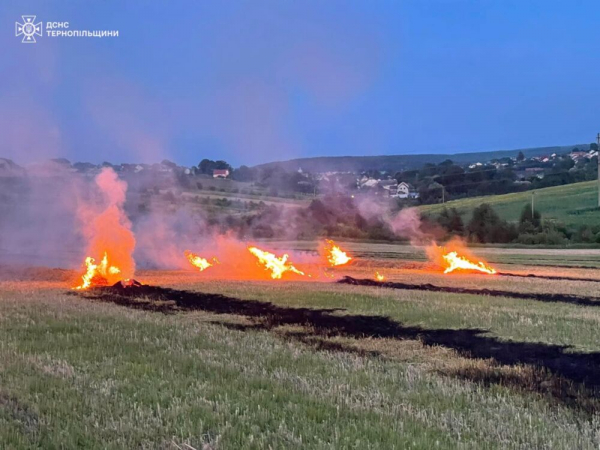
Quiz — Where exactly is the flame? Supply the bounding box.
[74,168,136,289]
[375,271,385,281]
[74,252,121,289]
[185,250,219,272]
[442,251,497,275]
[323,240,352,266]
[248,246,305,279]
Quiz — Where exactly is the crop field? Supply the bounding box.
[1,243,600,449]
[421,180,600,227]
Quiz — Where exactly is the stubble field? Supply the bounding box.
[1,243,600,449]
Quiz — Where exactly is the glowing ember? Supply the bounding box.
[442,251,496,275]
[248,246,304,279]
[185,250,219,272]
[375,271,385,281]
[323,240,352,266]
[74,252,121,290]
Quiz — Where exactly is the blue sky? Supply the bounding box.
[1,1,599,167]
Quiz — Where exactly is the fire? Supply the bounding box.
[74,252,121,289]
[248,246,304,279]
[74,168,136,289]
[375,271,385,281]
[185,250,219,272]
[323,240,352,266]
[442,251,497,275]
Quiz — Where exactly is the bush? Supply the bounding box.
[437,207,464,235]
[467,203,517,243]
[516,231,566,245]
[518,204,542,233]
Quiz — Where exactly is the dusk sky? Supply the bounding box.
[2,1,599,167]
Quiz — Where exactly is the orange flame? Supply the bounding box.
[184,250,219,272]
[248,246,305,279]
[74,168,136,289]
[426,238,496,275]
[323,240,352,266]
[74,252,121,289]
[442,251,496,275]
[375,271,385,281]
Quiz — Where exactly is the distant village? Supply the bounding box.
[1,145,597,205]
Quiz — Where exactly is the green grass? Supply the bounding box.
[421,181,600,227]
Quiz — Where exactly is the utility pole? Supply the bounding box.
[597,133,600,207]
[531,190,535,216]
[442,185,445,204]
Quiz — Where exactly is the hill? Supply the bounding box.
[253,144,589,173]
[420,180,599,228]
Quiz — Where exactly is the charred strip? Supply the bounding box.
[338,276,600,307]
[499,272,600,283]
[74,282,600,412]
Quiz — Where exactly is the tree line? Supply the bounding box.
[431,203,600,245]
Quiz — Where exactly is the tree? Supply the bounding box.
[198,159,216,175]
[438,207,464,235]
[467,203,516,243]
[215,160,232,172]
[232,165,254,182]
[518,204,542,233]
[590,143,599,151]
[516,151,525,162]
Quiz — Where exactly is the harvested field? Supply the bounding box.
[1,244,600,448]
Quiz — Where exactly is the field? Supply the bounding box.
[421,180,600,227]
[1,243,600,448]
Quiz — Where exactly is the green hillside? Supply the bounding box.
[253,144,588,173]
[421,181,600,228]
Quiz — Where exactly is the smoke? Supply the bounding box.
[0,162,88,267]
[354,196,431,243]
[134,208,210,270]
[77,168,136,279]
[388,208,427,242]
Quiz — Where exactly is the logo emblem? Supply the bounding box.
[15,15,42,43]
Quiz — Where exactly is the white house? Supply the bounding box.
[389,182,418,199]
[213,169,229,178]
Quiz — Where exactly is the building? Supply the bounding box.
[396,181,419,199]
[570,151,589,161]
[384,181,419,199]
[213,169,229,178]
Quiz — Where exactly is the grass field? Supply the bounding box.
[420,180,600,227]
[1,243,600,448]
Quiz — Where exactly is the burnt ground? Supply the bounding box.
[500,272,600,283]
[339,276,600,307]
[73,281,600,414]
